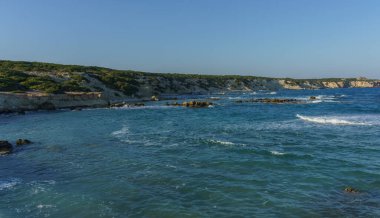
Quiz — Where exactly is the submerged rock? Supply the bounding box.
[0,141,13,155]
[236,98,303,104]
[344,187,359,193]
[16,139,32,146]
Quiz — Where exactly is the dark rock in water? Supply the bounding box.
[344,187,359,193]
[236,98,303,104]
[111,102,145,108]
[110,102,126,108]
[0,141,13,155]
[17,111,26,115]
[16,139,32,146]
[168,101,213,108]
[70,107,83,111]
[38,102,56,110]
[309,96,317,100]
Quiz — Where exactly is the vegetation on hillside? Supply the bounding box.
[0,60,376,95]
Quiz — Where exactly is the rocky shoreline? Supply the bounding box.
[1,60,379,113]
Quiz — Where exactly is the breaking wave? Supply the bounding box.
[111,126,129,137]
[0,178,21,191]
[270,151,286,156]
[296,114,371,126]
[208,139,235,146]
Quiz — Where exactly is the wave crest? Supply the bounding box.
[208,139,235,146]
[0,178,21,191]
[296,114,370,126]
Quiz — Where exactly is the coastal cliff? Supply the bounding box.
[0,60,379,112]
[0,92,109,113]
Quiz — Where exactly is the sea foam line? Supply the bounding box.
[208,139,235,146]
[296,114,370,126]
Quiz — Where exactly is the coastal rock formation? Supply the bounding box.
[236,98,303,104]
[151,95,159,101]
[349,80,374,88]
[0,92,109,113]
[167,101,213,108]
[16,139,32,146]
[110,102,145,108]
[344,187,359,193]
[309,96,317,100]
[0,141,12,155]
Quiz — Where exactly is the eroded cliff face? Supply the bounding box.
[132,76,380,97]
[0,92,109,112]
[349,81,375,88]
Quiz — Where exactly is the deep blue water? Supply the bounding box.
[1,88,380,217]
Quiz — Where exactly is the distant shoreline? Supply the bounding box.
[1,60,379,113]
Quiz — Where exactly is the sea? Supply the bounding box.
[0,88,379,217]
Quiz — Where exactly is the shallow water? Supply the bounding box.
[1,88,380,217]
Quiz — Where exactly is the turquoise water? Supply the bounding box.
[1,88,380,217]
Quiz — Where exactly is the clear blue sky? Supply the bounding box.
[1,0,380,78]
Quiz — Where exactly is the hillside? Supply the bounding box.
[1,60,379,100]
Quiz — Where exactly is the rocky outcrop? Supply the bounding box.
[167,101,213,108]
[236,98,303,104]
[16,139,32,146]
[0,141,12,155]
[349,81,375,88]
[110,102,145,108]
[344,187,359,193]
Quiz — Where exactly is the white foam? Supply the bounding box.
[209,139,235,145]
[111,126,129,137]
[37,204,55,209]
[296,114,370,126]
[269,92,277,95]
[270,151,286,156]
[0,178,21,190]
[228,97,242,100]
[310,100,322,104]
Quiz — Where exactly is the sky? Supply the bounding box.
[1,0,380,79]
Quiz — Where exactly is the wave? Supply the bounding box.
[269,92,277,95]
[208,139,235,146]
[0,178,21,191]
[296,114,371,126]
[111,126,129,137]
[309,100,323,104]
[37,204,55,209]
[270,151,286,156]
